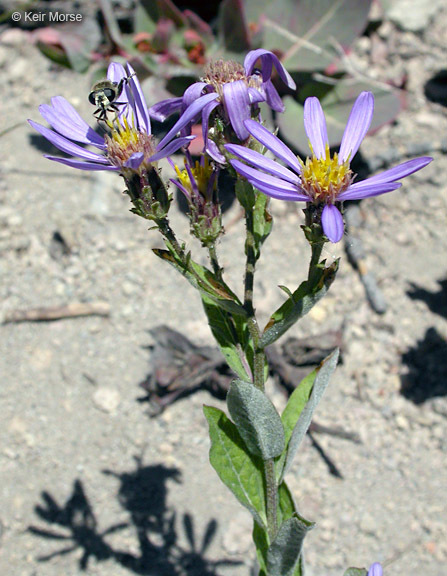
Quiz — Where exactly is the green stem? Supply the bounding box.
[265,458,278,543]
[208,243,222,281]
[243,203,278,544]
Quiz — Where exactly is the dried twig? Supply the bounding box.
[2,301,110,324]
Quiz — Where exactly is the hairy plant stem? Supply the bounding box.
[208,243,222,281]
[243,205,278,545]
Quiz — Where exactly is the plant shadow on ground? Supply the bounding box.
[400,327,447,404]
[29,458,241,575]
[401,278,447,403]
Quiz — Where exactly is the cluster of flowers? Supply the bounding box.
[29,49,432,245]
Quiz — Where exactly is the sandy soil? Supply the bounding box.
[1,4,446,576]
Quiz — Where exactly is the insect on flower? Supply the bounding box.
[88,73,135,123]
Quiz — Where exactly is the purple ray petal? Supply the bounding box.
[149,97,183,121]
[107,62,133,124]
[244,49,296,90]
[41,97,105,148]
[29,120,109,163]
[171,177,191,199]
[150,136,195,162]
[124,152,144,170]
[225,144,300,185]
[368,563,383,576]
[263,80,284,112]
[157,93,219,151]
[230,159,308,201]
[321,204,344,243]
[338,181,401,201]
[360,157,433,185]
[183,82,209,107]
[244,119,302,174]
[107,62,127,83]
[338,91,374,163]
[304,97,329,160]
[223,80,251,141]
[126,63,151,134]
[44,156,119,171]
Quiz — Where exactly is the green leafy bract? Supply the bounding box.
[266,514,314,576]
[278,349,340,482]
[260,261,338,347]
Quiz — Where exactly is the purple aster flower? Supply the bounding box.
[28,62,194,175]
[368,563,383,576]
[225,91,432,243]
[149,49,296,162]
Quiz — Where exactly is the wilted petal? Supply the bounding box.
[248,87,265,104]
[150,136,195,162]
[149,97,183,121]
[304,97,329,160]
[202,99,221,148]
[321,204,344,243]
[230,159,308,201]
[126,63,151,134]
[368,563,383,576]
[244,49,296,90]
[244,119,302,174]
[223,80,251,140]
[360,157,433,184]
[157,93,219,150]
[44,156,119,171]
[183,82,209,106]
[338,181,401,201]
[225,144,300,185]
[338,91,374,163]
[263,80,284,112]
[124,152,144,170]
[206,140,226,164]
[41,97,105,148]
[29,120,109,163]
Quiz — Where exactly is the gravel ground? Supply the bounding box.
[1,4,446,576]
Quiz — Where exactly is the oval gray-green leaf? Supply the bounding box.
[203,405,267,527]
[343,569,368,576]
[227,380,285,460]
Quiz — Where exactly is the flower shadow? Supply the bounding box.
[407,277,447,319]
[29,458,240,575]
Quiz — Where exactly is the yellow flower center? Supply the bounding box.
[300,144,353,204]
[175,157,216,199]
[105,116,156,173]
[202,59,262,100]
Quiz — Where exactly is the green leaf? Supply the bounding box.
[244,0,371,72]
[201,295,251,381]
[280,349,339,481]
[343,569,368,576]
[266,514,314,576]
[153,249,246,316]
[260,261,338,347]
[203,406,267,527]
[253,521,269,573]
[218,0,251,52]
[227,380,285,460]
[277,481,297,524]
[278,79,403,154]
